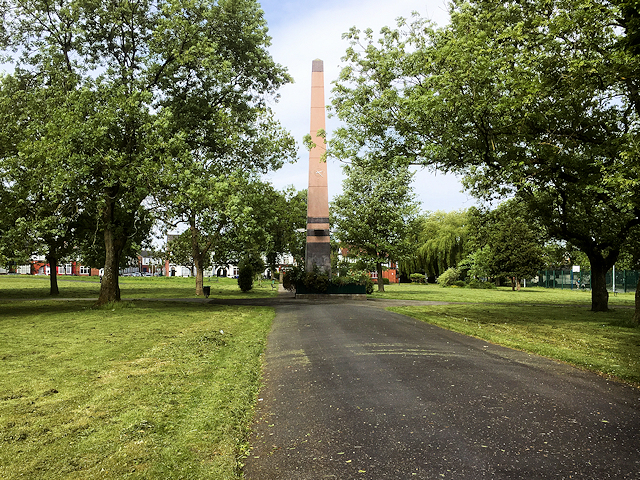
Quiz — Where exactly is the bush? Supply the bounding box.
[453,280,466,287]
[334,271,374,294]
[373,277,390,285]
[282,265,304,291]
[436,267,460,287]
[303,266,330,293]
[410,273,426,284]
[468,279,496,289]
[237,258,254,292]
[283,267,373,294]
[364,276,374,294]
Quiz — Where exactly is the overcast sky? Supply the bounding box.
[259,0,476,212]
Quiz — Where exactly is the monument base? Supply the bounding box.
[295,293,367,300]
[305,241,332,275]
[295,282,367,296]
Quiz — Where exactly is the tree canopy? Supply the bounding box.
[402,210,468,281]
[466,201,545,290]
[331,0,640,312]
[1,0,293,303]
[332,158,419,292]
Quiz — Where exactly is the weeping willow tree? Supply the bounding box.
[401,210,468,279]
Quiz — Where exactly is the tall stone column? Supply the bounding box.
[305,59,331,274]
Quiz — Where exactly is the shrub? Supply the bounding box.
[282,265,304,291]
[304,266,330,293]
[237,258,254,292]
[364,276,374,294]
[284,266,374,294]
[468,279,496,289]
[436,267,460,287]
[410,273,426,284]
[453,280,466,287]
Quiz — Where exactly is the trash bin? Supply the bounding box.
[203,286,210,298]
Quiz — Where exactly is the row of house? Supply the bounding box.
[0,251,242,279]
[0,250,293,280]
[3,243,399,283]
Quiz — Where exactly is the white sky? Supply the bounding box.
[259,0,476,212]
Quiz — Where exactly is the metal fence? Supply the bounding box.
[533,269,640,293]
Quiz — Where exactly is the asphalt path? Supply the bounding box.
[244,299,640,480]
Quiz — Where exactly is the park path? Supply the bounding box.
[244,299,640,479]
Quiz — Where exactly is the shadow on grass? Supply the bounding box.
[0,299,238,321]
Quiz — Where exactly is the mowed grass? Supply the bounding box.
[0,275,278,300]
[370,282,637,306]
[382,284,640,386]
[0,299,273,479]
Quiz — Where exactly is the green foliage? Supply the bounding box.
[302,133,316,151]
[331,0,640,312]
[331,157,419,293]
[403,210,469,278]
[166,231,197,274]
[468,279,496,289]
[465,201,545,287]
[364,276,375,294]
[282,265,373,294]
[281,265,328,292]
[282,266,300,291]
[261,187,307,272]
[436,267,460,287]
[410,273,426,284]
[237,257,254,292]
[303,266,331,293]
[1,0,294,305]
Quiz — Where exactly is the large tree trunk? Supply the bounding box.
[194,254,204,296]
[46,251,59,296]
[634,277,640,325]
[590,257,610,312]
[98,225,122,305]
[376,262,385,292]
[97,194,123,306]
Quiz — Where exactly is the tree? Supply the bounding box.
[403,210,468,281]
[1,0,291,305]
[331,0,640,311]
[237,257,255,292]
[157,170,296,296]
[260,187,307,275]
[0,69,88,295]
[332,158,419,292]
[166,231,198,277]
[466,201,545,290]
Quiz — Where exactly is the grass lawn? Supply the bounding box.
[377,284,639,386]
[370,282,637,306]
[0,299,273,479]
[0,275,278,300]
[1,278,638,479]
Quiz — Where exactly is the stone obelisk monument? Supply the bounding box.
[305,59,331,274]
